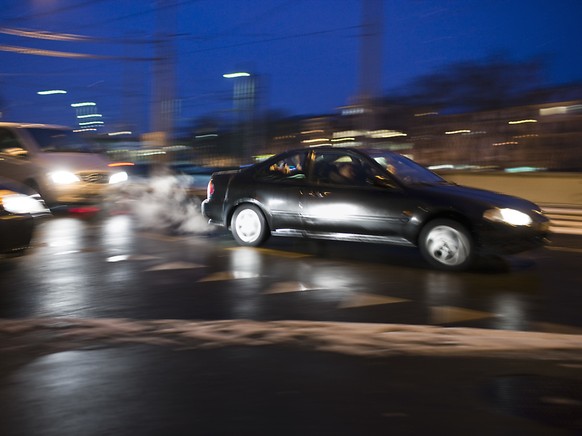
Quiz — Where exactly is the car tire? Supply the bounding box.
[419,219,474,271]
[231,204,270,246]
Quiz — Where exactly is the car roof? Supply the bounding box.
[282,146,398,158]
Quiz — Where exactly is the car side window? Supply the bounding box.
[0,129,27,157]
[256,151,307,182]
[313,152,367,186]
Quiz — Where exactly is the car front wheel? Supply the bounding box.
[419,219,474,271]
[231,204,269,246]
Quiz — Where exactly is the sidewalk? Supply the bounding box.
[1,318,582,435]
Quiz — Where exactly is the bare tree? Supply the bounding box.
[395,54,548,112]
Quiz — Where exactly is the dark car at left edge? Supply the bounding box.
[0,177,50,258]
[202,146,549,271]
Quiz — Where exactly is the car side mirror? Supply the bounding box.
[373,175,398,189]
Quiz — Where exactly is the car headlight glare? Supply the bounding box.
[109,171,128,184]
[49,171,81,185]
[483,208,532,226]
[0,190,49,215]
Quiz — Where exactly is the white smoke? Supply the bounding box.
[109,170,214,234]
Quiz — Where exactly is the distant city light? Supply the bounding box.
[341,107,365,116]
[370,129,407,138]
[331,137,356,142]
[504,166,544,173]
[78,121,104,126]
[540,106,567,116]
[108,131,132,136]
[445,129,471,135]
[302,138,330,144]
[414,112,439,117]
[71,102,96,107]
[223,72,250,78]
[493,141,519,146]
[37,90,67,95]
[301,130,325,135]
[333,130,366,138]
[508,119,537,125]
[76,114,102,119]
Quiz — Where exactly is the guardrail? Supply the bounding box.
[439,171,582,207]
[438,171,582,235]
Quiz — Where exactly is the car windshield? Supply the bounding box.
[26,128,97,153]
[364,149,447,186]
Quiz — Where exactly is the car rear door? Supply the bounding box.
[251,150,309,230]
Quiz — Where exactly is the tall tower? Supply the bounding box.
[359,0,384,101]
[151,0,178,145]
[357,0,384,132]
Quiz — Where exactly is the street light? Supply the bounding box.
[223,71,256,159]
[37,90,67,95]
[36,89,69,125]
[222,72,250,79]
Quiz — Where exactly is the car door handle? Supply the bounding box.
[299,190,330,198]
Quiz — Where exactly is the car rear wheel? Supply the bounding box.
[231,204,269,246]
[419,219,473,271]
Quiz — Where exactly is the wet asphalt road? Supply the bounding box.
[1,213,582,435]
[1,213,582,332]
[1,344,581,436]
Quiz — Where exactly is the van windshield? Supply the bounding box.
[26,128,97,153]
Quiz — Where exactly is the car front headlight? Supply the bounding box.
[109,171,128,185]
[0,190,50,215]
[483,208,533,226]
[49,171,81,185]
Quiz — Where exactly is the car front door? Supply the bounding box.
[300,150,410,237]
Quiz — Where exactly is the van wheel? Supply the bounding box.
[419,219,474,271]
[231,204,269,246]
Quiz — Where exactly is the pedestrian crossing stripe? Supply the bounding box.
[533,322,582,335]
[107,254,161,262]
[226,246,312,259]
[339,293,410,309]
[198,271,262,282]
[546,245,582,253]
[146,261,205,271]
[430,306,496,324]
[263,281,322,294]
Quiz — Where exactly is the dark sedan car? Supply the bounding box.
[202,147,549,271]
[0,178,50,258]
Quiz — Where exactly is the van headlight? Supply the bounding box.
[49,171,81,185]
[109,171,128,184]
[0,190,49,215]
[483,208,532,226]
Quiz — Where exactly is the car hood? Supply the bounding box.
[32,152,112,172]
[411,182,541,211]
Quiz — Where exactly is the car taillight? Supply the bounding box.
[207,179,215,198]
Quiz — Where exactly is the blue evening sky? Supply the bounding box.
[1,0,581,132]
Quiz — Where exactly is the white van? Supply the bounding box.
[0,122,127,207]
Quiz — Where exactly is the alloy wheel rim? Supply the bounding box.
[425,225,469,266]
[236,209,261,243]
